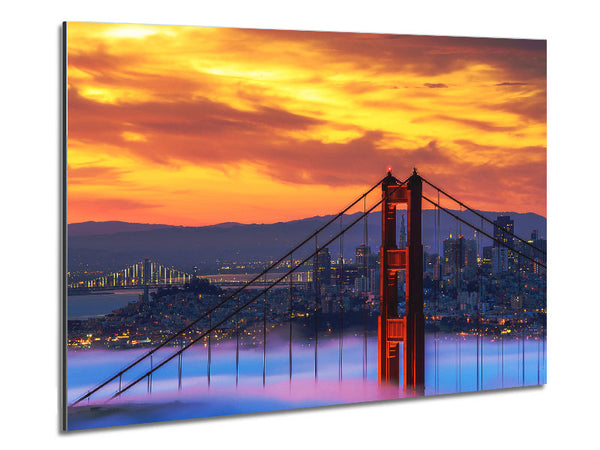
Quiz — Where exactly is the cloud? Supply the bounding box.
[68,165,130,184]
[496,82,529,86]
[242,31,546,80]
[411,114,521,133]
[68,83,460,188]
[485,91,547,123]
[65,23,547,221]
[68,197,161,220]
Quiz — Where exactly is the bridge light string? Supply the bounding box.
[69,176,388,406]
[105,177,411,402]
[69,259,196,290]
[421,195,546,269]
[421,177,546,257]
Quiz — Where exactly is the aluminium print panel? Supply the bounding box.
[62,21,547,431]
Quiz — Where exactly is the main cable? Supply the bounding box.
[109,177,410,401]
[422,194,546,269]
[70,176,387,407]
[421,177,546,256]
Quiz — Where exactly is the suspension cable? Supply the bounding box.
[70,176,387,407]
[107,177,410,401]
[421,177,546,256]
[422,194,546,269]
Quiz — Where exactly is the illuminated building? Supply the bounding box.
[443,235,477,282]
[493,215,517,272]
[313,247,331,287]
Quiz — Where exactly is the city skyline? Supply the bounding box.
[67,23,546,226]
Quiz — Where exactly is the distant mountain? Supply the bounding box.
[67,211,546,273]
[68,221,178,237]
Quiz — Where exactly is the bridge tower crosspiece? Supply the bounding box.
[378,170,424,388]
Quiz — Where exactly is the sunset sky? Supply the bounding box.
[66,22,546,226]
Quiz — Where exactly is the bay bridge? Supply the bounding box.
[69,169,546,407]
[68,259,196,290]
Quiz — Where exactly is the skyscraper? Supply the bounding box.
[355,244,372,266]
[313,247,332,287]
[493,215,517,272]
[443,236,477,284]
[399,213,407,249]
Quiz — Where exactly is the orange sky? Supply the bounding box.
[66,23,546,226]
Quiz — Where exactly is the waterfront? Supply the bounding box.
[68,290,146,319]
[67,332,546,430]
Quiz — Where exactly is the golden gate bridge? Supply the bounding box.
[69,169,546,406]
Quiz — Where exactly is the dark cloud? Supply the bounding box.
[68,85,457,187]
[424,83,448,88]
[68,86,326,164]
[420,157,546,215]
[239,30,546,81]
[67,82,546,201]
[485,91,547,123]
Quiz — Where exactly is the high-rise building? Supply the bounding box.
[355,244,371,266]
[482,246,493,273]
[493,215,518,272]
[492,246,509,273]
[493,215,514,246]
[443,236,477,284]
[424,252,440,279]
[313,247,332,287]
[443,236,477,274]
[399,213,407,249]
[332,263,360,287]
[142,258,151,285]
[355,243,377,269]
[522,229,547,273]
[354,276,370,293]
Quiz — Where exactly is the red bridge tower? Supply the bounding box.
[378,169,424,389]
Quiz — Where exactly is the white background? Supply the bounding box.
[1,0,598,448]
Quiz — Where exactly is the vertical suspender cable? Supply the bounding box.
[208,312,211,388]
[339,215,344,381]
[436,189,440,392]
[433,189,438,394]
[178,339,183,391]
[289,253,293,385]
[480,217,484,390]
[314,236,318,382]
[521,255,525,386]
[476,220,480,391]
[362,196,368,381]
[236,296,240,388]
[263,293,267,387]
[149,355,153,394]
[455,205,460,391]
